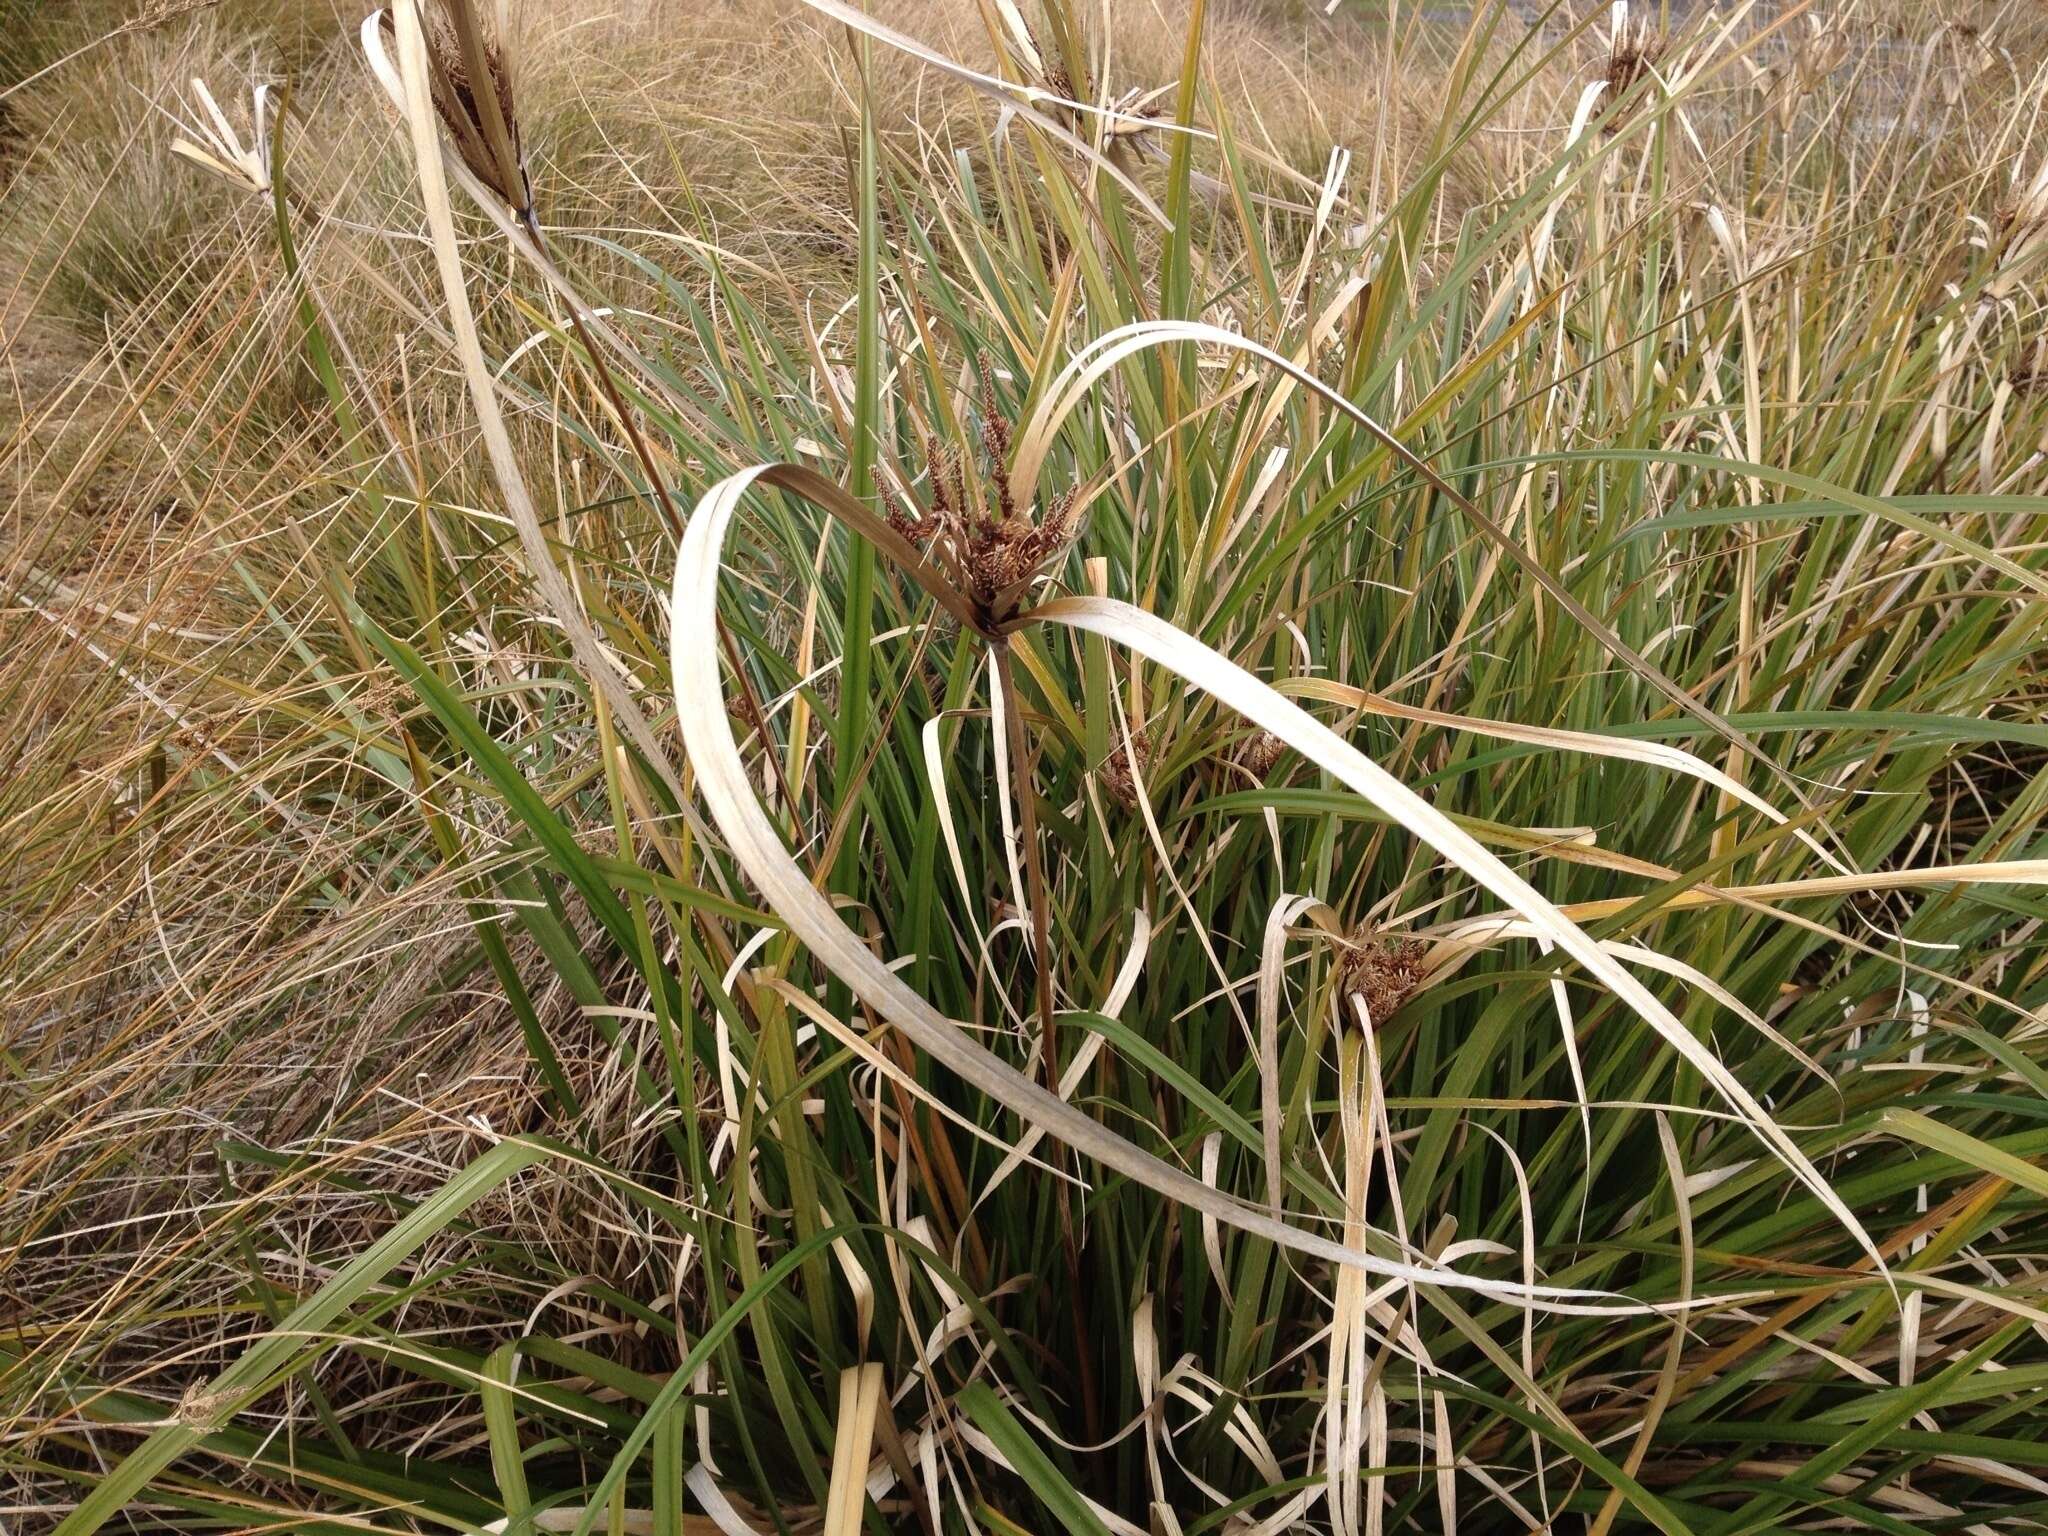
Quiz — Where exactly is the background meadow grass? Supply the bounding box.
[4,0,2048,1531]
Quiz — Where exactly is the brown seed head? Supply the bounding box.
[1796,14,1850,85]
[1103,86,1168,156]
[2009,351,2048,393]
[883,353,1081,625]
[878,475,926,543]
[1022,16,1083,105]
[388,0,532,226]
[1100,730,1154,813]
[1234,729,1286,783]
[1601,7,1666,126]
[1336,928,1429,1025]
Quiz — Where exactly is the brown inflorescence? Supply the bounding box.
[386,0,533,226]
[1100,730,1154,813]
[1234,729,1285,783]
[1602,12,1666,129]
[1336,928,1429,1026]
[879,353,1081,627]
[1022,17,1083,105]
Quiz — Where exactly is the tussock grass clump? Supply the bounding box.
[5,1,2048,1534]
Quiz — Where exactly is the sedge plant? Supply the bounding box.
[6,1,2048,1533]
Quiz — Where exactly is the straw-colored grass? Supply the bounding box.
[5,1,2048,1532]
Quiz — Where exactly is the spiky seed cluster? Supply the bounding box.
[1019,14,1165,166]
[386,0,532,226]
[1205,728,1285,791]
[167,78,274,195]
[1794,14,1850,88]
[1233,729,1285,783]
[1601,5,1665,127]
[1990,155,2048,300]
[1604,33,1663,98]
[1337,929,1429,1025]
[1752,17,1847,136]
[1023,17,1082,104]
[880,354,1080,626]
[2010,359,2048,394]
[1104,87,1168,140]
[1100,731,1154,813]
[1935,19,1995,106]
